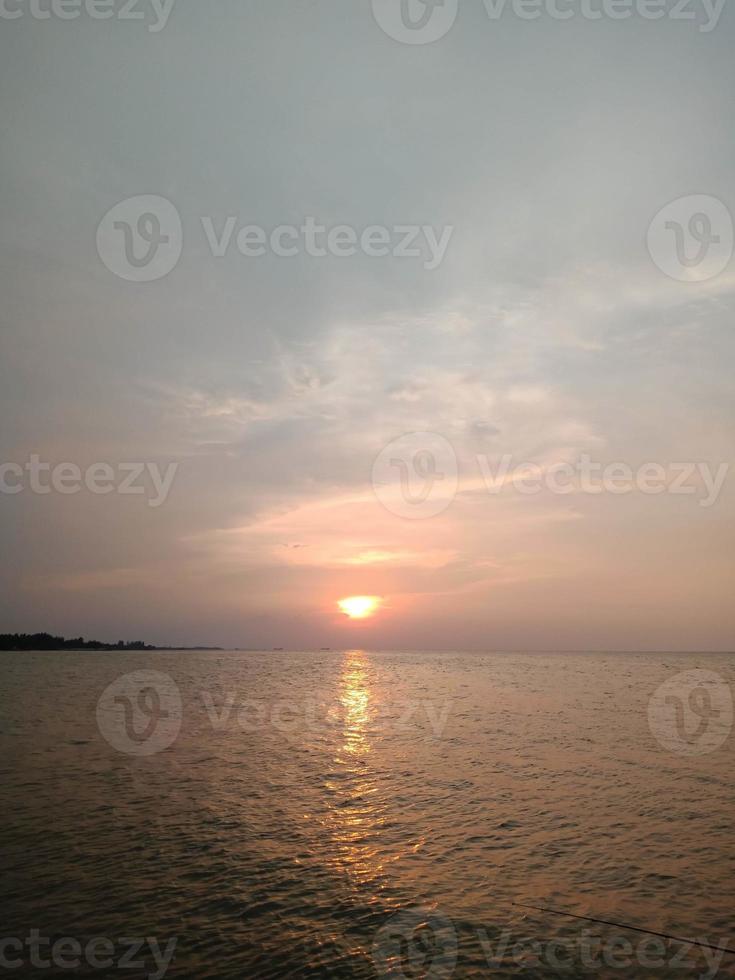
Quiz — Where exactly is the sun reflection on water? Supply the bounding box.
[324,650,395,891]
[339,650,371,758]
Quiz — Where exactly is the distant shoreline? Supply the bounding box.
[1,636,731,655]
[0,633,223,653]
[0,648,226,653]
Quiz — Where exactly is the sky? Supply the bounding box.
[0,0,733,651]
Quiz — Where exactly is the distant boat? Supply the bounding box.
[320,647,331,651]
[272,647,284,651]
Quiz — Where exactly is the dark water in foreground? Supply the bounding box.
[1,650,734,978]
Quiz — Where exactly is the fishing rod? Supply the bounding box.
[513,902,735,957]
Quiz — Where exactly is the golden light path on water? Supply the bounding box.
[325,651,403,895]
[339,650,370,758]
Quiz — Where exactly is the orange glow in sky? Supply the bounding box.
[338,596,382,620]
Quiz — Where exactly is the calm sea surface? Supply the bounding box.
[1,650,734,978]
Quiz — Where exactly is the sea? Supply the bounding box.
[1,650,734,978]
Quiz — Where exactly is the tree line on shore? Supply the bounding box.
[0,633,154,651]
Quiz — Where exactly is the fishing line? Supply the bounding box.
[513,902,735,957]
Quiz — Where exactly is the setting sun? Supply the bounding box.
[338,596,381,620]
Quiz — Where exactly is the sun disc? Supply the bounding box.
[338,596,381,619]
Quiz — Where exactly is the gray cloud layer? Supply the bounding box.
[1,1,733,649]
